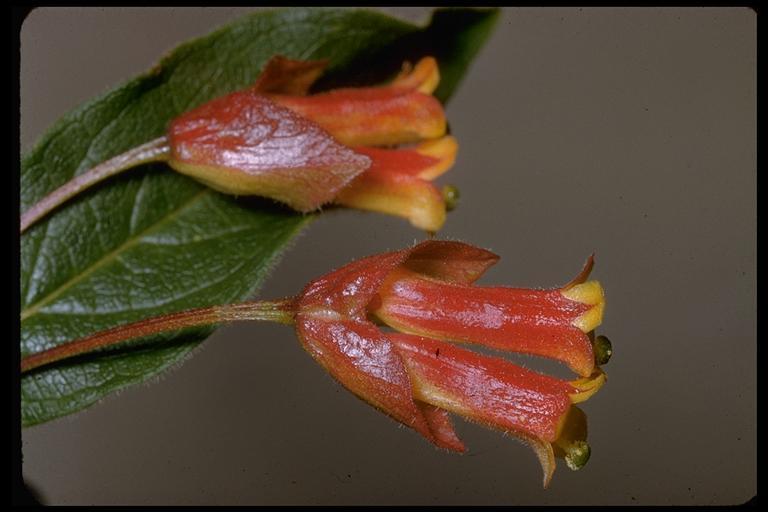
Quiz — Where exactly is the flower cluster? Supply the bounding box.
[168,56,455,231]
[291,240,608,486]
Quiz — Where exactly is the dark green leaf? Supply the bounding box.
[20,7,499,426]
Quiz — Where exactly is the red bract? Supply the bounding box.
[294,240,607,487]
[168,92,370,211]
[168,56,455,231]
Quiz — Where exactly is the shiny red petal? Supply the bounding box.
[376,271,596,376]
[390,334,575,442]
[353,136,457,181]
[354,146,441,178]
[271,88,446,147]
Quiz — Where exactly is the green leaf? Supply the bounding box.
[20,7,499,426]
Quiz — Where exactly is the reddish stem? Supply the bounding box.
[20,136,171,234]
[20,298,296,374]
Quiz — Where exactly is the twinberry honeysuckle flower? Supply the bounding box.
[168,55,455,231]
[20,240,608,487]
[372,252,605,377]
[294,240,607,486]
[21,56,455,233]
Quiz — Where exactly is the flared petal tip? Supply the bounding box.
[392,56,441,95]
[562,281,605,333]
[413,136,459,180]
[569,369,607,404]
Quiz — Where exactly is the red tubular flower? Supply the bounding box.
[268,57,446,147]
[167,56,454,231]
[337,136,457,231]
[294,240,607,486]
[372,256,605,377]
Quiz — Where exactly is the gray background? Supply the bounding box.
[20,7,756,505]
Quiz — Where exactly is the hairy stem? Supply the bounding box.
[20,298,296,374]
[20,136,171,233]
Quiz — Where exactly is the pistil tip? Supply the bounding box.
[594,335,612,366]
[563,440,591,471]
[442,184,460,211]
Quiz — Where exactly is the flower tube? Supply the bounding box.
[336,136,458,231]
[267,56,446,147]
[372,257,605,377]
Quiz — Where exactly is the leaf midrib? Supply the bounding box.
[20,188,209,322]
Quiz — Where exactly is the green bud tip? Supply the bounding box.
[442,184,460,211]
[594,335,612,366]
[564,440,591,471]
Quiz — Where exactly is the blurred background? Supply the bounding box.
[20,7,755,505]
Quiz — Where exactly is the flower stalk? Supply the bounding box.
[20,137,171,233]
[20,299,294,374]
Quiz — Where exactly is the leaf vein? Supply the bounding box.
[20,189,210,322]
